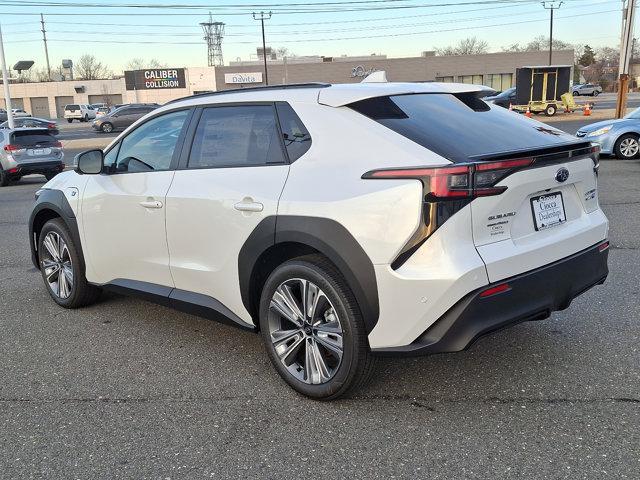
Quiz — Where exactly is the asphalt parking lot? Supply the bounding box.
[1,117,638,479]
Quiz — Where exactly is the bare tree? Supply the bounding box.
[76,54,110,80]
[502,36,572,53]
[126,58,167,70]
[435,37,488,56]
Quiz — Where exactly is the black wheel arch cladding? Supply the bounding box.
[29,189,85,270]
[239,215,380,334]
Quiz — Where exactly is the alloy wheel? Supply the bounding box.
[41,231,73,299]
[267,278,344,385]
[620,137,639,158]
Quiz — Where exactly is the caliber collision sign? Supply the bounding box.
[124,68,186,90]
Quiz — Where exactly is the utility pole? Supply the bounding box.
[40,13,51,80]
[0,24,14,129]
[542,1,563,65]
[252,11,272,85]
[616,0,636,118]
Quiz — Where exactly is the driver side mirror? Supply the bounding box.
[75,149,104,175]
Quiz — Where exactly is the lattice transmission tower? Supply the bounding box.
[200,13,225,67]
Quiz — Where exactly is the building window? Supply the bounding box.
[458,75,483,85]
[484,73,513,91]
[435,76,454,83]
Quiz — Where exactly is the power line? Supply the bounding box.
[3,0,618,36]
[0,0,544,16]
[4,8,616,45]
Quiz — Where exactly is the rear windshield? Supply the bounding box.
[349,93,583,163]
[11,131,57,146]
[65,104,80,110]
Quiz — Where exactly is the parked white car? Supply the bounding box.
[11,108,31,118]
[64,104,96,123]
[29,82,609,399]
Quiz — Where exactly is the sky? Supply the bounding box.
[0,0,628,73]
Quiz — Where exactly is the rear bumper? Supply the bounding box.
[372,240,609,356]
[5,161,64,177]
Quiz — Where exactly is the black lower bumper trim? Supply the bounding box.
[373,241,609,356]
[8,161,64,177]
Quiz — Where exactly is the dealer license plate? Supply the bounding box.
[530,192,566,231]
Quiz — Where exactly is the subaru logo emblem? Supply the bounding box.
[555,167,569,183]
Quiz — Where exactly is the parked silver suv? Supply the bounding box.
[0,128,64,186]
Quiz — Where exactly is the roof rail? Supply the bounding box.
[165,82,331,105]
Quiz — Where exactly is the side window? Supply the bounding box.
[112,109,189,173]
[275,102,311,162]
[187,105,285,169]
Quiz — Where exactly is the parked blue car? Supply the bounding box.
[576,107,640,159]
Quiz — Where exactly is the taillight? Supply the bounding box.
[4,144,20,152]
[362,158,534,269]
[53,141,63,148]
[362,157,533,199]
[48,123,56,129]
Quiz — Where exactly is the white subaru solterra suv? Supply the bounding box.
[30,81,609,399]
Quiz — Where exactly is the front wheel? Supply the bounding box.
[544,104,557,116]
[259,255,375,400]
[100,122,113,133]
[38,218,101,308]
[614,133,640,159]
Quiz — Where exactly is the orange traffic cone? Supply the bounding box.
[525,106,532,118]
[583,103,591,116]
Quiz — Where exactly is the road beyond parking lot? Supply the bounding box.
[1,119,639,479]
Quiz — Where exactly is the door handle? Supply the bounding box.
[139,200,163,209]
[234,199,264,212]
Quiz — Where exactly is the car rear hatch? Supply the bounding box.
[7,129,63,163]
[469,143,606,282]
[350,91,607,277]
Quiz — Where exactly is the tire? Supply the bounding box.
[38,218,101,308]
[614,133,640,159]
[573,91,579,96]
[67,118,73,123]
[44,171,59,181]
[84,114,89,122]
[593,91,599,97]
[0,170,9,187]
[100,122,113,133]
[259,254,375,400]
[544,104,557,116]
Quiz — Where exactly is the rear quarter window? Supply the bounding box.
[349,93,583,162]
[65,104,79,110]
[275,102,311,162]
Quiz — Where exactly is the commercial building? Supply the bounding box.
[1,50,574,118]
[216,49,574,91]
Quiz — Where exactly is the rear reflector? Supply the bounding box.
[598,241,609,252]
[479,283,511,298]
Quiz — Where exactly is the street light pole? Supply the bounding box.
[542,1,563,65]
[0,24,14,129]
[253,11,272,86]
